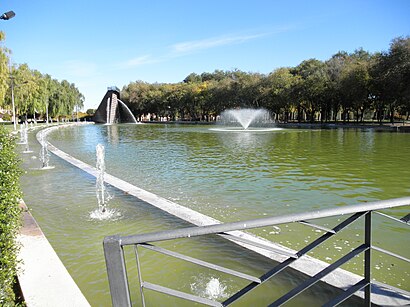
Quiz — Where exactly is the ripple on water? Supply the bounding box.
[89,208,122,221]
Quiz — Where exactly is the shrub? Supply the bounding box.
[1,113,12,122]
[0,125,22,305]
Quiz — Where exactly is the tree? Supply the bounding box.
[325,51,349,121]
[338,50,372,122]
[292,59,328,122]
[263,68,299,121]
[371,36,410,123]
[119,37,408,124]
[0,32,10,107]
[183,72,202,83]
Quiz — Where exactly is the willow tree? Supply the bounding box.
[10,63,39,120]
[0,32,10,108]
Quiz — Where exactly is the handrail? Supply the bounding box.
[118,197,410,245]
[104,198,410,306]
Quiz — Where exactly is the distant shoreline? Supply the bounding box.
[141,120,410,132]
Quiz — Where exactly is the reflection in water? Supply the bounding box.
[107,124,119,145]
[213,128,277,151]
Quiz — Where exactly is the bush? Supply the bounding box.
[2,113,12,122]
[0,126,22,305]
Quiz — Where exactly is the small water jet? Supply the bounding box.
[21,123,33,153]
[190,275,229,300]
[96,144,109,213]
[38,131,54,169]
[17,123,27,144]
[90,143,119,220]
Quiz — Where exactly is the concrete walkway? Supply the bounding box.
[17,201,90,307]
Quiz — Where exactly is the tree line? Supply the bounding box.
[0,32,84,122]
[121,36,409,124]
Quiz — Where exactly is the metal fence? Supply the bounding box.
[103,197,410,306]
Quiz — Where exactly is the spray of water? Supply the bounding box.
[21,123,33,153]
[90,143,119,220]
[18,124,25,144]
[221,108,270,130]
[39,131,51,168]
[190,275,229,300]
[96,144,109,213]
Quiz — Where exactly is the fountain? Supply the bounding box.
[118,99,138,124]
[211,108,283,132]
[38,131,54,169]
[21,123,33,153]
[17,123,26,144]
[93,87,138,124]
[223,108,269,129]
[190,275,229,300]
[90,143,119,220]
[96,144,109,213]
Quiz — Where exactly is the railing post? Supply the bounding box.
[364,211,372,306]
[103,235,132,307]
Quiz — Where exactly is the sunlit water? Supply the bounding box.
[19,124,410,305]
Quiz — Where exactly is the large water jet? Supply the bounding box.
[211,108,282,132]
[221,108,269,129]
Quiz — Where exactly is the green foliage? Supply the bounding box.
[2,113,11,121]
[0,32,84,122]
[0,126,22,305]
[86,109,95,115]
[0,31,11,106]
[370,37,410,123]
[7,64,84,120]
[122,36,410,123]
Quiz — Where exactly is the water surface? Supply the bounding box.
[20,124,410,305]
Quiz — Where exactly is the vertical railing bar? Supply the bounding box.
[223,212,365,306]
[134,244,146,307]
[296,212,365,257]
[323,279,368,307]
[103,235,132,307]
[269,244,368,307]
[364,211,372,306]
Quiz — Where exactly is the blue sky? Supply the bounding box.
[1,0,409,111]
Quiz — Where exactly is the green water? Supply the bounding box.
[19,124,409,306]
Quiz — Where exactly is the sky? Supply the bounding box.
[1,0,409,111]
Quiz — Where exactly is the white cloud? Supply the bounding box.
[123,55,158,68]
[120,29,287,70]
[170,33,269,54]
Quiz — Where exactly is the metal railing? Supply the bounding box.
[103,197,410,306]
